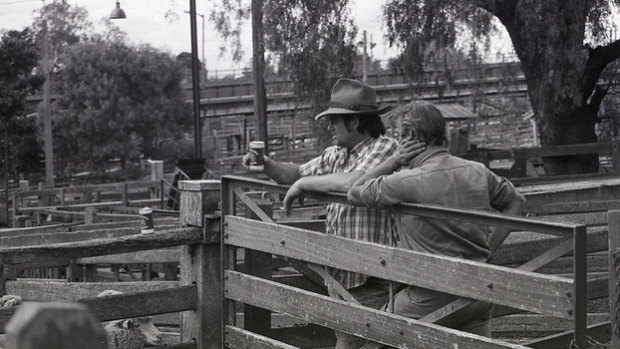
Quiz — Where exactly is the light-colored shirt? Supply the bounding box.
[299,136,398,289]
[359,147,524,262]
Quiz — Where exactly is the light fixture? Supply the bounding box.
[109,1,126,19]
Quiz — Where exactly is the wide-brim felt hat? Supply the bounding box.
[315,78,391,120]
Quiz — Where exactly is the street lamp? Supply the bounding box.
[109,1,126,19]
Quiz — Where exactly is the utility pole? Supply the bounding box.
[41,21,54,188]
[252,0,268,152]
[362,30,368,83]
[189,0,203,158]
[3,127,8,226]
[184,10,206,80]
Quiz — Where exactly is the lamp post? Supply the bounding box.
[184,10,206,79]
[188,0,203,158]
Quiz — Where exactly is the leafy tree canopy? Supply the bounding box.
[212,0,620,174]
[0,29,40,122]
[0,29,43,175]
[384,0,620,174]
[211,0,359,147]
[53,40,192,174]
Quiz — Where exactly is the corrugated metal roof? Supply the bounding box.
[434,104,477,120]
[382,102,476,127]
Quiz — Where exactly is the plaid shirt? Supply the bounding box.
[299,136,398,289]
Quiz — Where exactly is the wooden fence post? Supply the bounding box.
[121,183,129,206]
[243,196,272,336]
[84,207,97,225]
[609,210,620,347]
[179,179,221,349]
[5,302,107,349]
[612,140,620,176]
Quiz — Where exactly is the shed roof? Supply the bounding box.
[383,102,477,125]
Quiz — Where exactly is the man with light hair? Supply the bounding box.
[348,101,525,337]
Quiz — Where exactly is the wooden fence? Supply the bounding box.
[462,141,620,183]
[218,175,597,348]
[6,178,189,228]
[1,176,619,348]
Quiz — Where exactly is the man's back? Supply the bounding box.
[359,147,521,261]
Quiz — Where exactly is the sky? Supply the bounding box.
[0,0,401,75]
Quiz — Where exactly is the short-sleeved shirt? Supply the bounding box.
[299,136,398,289]
[359,147,525,262]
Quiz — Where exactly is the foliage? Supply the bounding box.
[0,29,43,175]
[210,0,359,148]
[383,0,620,174]
[31,0,91,51]
[263,0,358,148]
[52,40,192,176]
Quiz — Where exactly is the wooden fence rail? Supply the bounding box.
[219,175,590,349]
[2,176,618,348]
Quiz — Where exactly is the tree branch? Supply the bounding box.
[581,39,620,99]
[588,84,608,115]
[467,0,515,17]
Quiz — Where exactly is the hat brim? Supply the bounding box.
[314,105,392,120]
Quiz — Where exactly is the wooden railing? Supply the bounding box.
[3,176,619,348]
[219,175,591,348]
[461,141,620,183]
[0,180,221,348]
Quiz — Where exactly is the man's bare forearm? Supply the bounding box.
[263,157,301,185]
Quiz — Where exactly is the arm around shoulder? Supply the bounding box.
[487,192,526,253]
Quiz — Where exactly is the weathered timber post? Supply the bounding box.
[149,160,164,201]
[84,207,97,225]
[121,183,129,206]
[0,264,16,295]
[179,179,221,349]
[609,210,620,347]
[243,195,272,336]
[5,302,107,349]
[220,177,237,347]
[612,139,620,176]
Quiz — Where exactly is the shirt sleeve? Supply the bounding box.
[359,170,421,207]
[487,172,525,211]
[299,146,338,177]
[353,137,398,173]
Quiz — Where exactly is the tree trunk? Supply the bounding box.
[494,1,598,175]
[532,100,599,175]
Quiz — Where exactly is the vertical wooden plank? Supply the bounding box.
[1,264,17,295]
[609,210,620,347]
[84,265,97,282]
[160,180,165,209]
[84,207,97,225]
[59,187,65,206]
[612,140,620,176]
[66,260,83,282]
[121,183,128,206]
[179,180,220,230]
[244,197,272,335]
[220,177,237,346]
[572,225,587,348]
[10,191,18,226]
[179,180,222,349]
[5,302,107,349]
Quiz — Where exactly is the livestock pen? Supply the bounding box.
[0,176,618,348]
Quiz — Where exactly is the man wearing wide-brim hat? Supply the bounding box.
[243,78,425,348]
